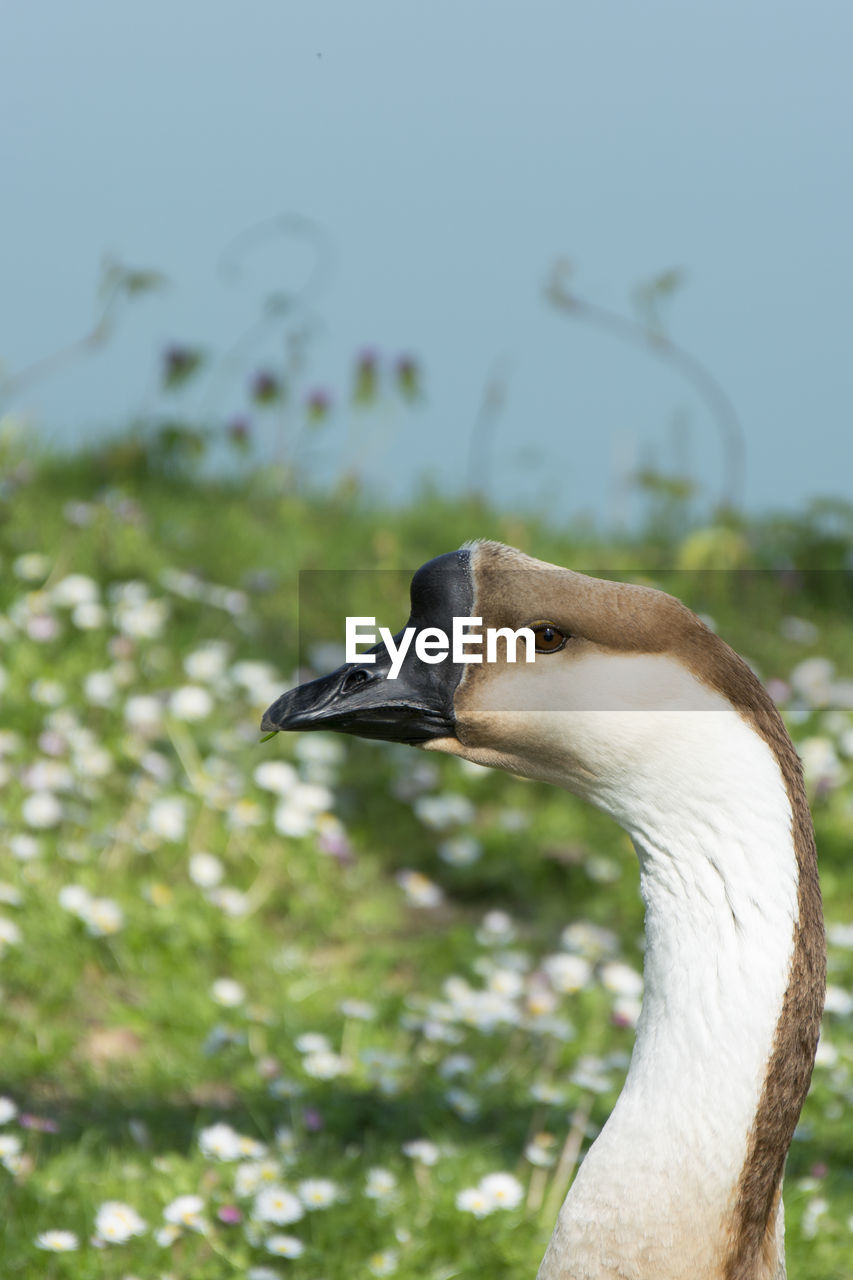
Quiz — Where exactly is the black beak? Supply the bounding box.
[261,549,472,746]
[260,648,455,744]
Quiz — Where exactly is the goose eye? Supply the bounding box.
[531,622,568,654]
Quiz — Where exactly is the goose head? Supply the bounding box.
[261,539,769,820]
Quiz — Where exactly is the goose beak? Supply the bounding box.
[261,549,472,747]
[260,641,457,745]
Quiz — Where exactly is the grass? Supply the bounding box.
[0,446,851,1277]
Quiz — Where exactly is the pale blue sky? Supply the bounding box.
[2,1,851,523]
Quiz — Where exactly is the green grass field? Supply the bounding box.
[1,448,851,1277]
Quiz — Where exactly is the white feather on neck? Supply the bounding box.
[446,655,800,1279]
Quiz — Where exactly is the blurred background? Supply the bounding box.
[3,0,852,525]
[3,7,853,1276]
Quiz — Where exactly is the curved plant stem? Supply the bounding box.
[546,261,745,512]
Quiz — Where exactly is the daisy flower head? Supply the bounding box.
[81,897,124,937]
[0,918,22,952]
[0,1133,23,1173]
[13,552,50,582]
[365,1167,397,1200]
[600,962,643,999]
[525,1132,558,1167]
[207,885,250,917]
[479,1171,524,1209]
[113,593,168,640]
[295,1032,330,1055]
[437,835,482,866]
[455,1185,495,1217]
[368,1249,399,1275]
[475,909,516,946]
[84,671,117,707]
[297,1178,339,1209]
[51,573,99,608]
[401,1138,440,1166]
[146,795,188,842]
[10,834,40,862]
[253,760,298,795]
[339,998,376,1021]
[184,642,230,683]
[235,1159,281,1198]
[273,782,333,838]
[72,600,106,630]
[35,1229,79,1252]
[94,1200,147,1243]
[395,869,444,909]
[124,694,165,734]
[189,851,223,887]
[265,1232,305,1257]
[31,680,67,707]
[198,1122,243,1161]
[301,1050,348,1080]
[163,1193,206,1231]
[0,1097,18,1125]
[211,977,246,1008]
[413,792,475,830]
[252,1186,304,1225]
[543,952,592,994]
[169,684,214,722]
[21,791,63,829]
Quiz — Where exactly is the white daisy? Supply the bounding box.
[0,918,22,951]
[479,1172,524,1209]
[184,643,230,683]
[72,600,107,630]
[163,1193,205,1231]
[211,978,245,1008]
[146,796,188,842]
[94,1200,147,1243]
[13,552,50,581]
[265,1233,304,1257]
[395,869,444,909]
[368,1249,399,1275]
[206,885,250,917]
[9,834,40,862]
[297,1178,338,1209]
[253,760,298,795]
[365,1168,397,1199]
[301,1050,348,1080]
[124,695,165,732]
[83,671,117,706]
[198,1122,243,1161]
[81,897,124,937]
[437,835,482,866]
[401,1139,440,1166]
[51,574,99,607]
[21,791,63,829]
[543,953,592,994]
[252,1186,304,1225]
[188,851,224,887]
[235,1159,281,1197]
[35,1229,79,1252]
[169,685,214,721]
[455,1186,495,1217]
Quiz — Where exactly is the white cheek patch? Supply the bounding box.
[470,651,731,715]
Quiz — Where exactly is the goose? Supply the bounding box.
[261,540,825,1280]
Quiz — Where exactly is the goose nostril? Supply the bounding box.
[343,667,372,694]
